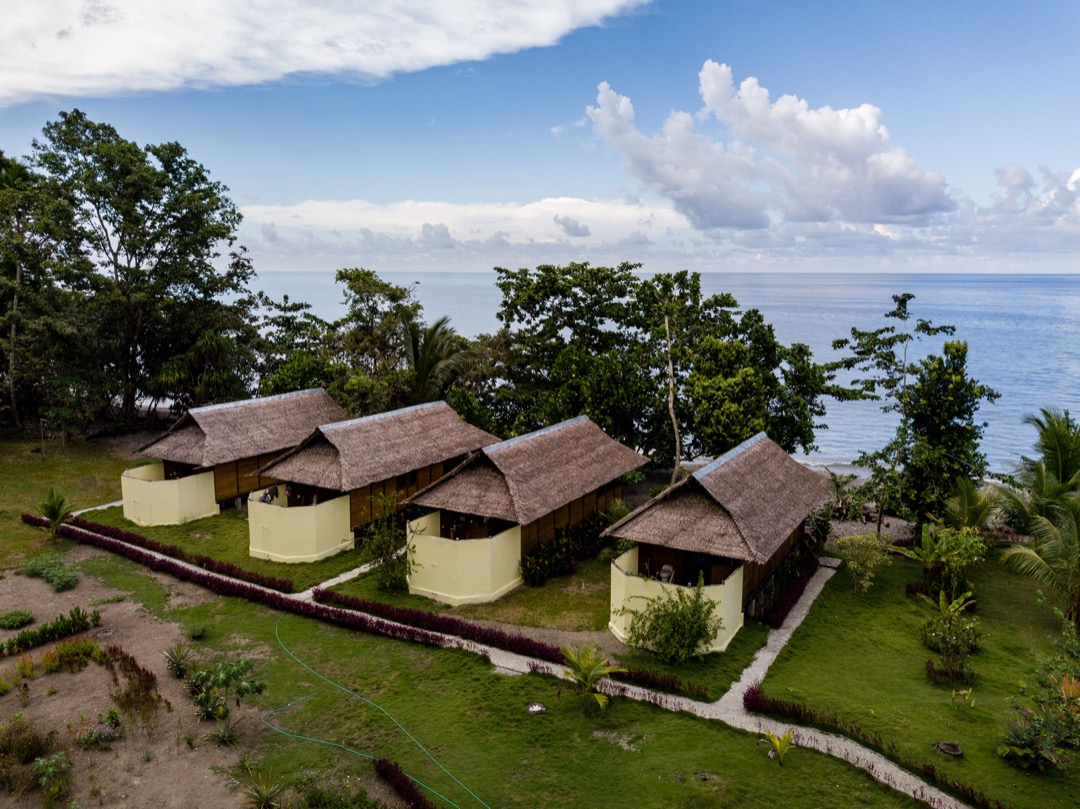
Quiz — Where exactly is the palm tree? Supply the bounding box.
[1002,497,1080,622]
[402,316,472,404]
[941,476,999,532]
[556,644,626,714]
[35,488,74,538]
[998,408,1080,533]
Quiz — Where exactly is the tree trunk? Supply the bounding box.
[7,256,21,428]
[665,313,681,486]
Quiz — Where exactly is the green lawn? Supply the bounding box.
[763,552,1078,809]
[80,552,925,809]
[0,438,132,567]
[84,505,374,591]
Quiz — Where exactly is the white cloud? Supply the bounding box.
[553,214,591,237]
[0,0,648,105]
[588,62,955,231]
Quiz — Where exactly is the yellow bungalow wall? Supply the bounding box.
[407,511,523,605]
[608,546,745,652]
[121,463,219,526]
[248,486,353,563]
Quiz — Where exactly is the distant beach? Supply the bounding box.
[254,271,1080,473]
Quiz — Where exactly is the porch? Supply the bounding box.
[407,510,523,606]
[247,485,353,563]
[608,545,745,652]
[121,462,218,526]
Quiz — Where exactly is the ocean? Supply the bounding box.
[253,271,1080,474]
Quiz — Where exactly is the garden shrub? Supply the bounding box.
[520,513,608,587]
[621,573,722,664]
[0,610,33,630]
[19,554,79,592]
[303,784,391,808]
[368,496,410,592]
[834,532,890,593]
[102,645,170,735]
[3,607,100,656]
[73,709,124,750]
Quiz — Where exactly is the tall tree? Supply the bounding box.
[403,315,472,404]
[835,295,996,526]
[32,109,254,427]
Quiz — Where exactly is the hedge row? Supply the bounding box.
[311,586,566,665]
[372,758,438,809]
[611,667,709,702]
[25,517,455,652]
[62,515,295,593]
[742,681,1010,809]
[3,605,101,657]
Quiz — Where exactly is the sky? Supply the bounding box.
[2,0,1079,275]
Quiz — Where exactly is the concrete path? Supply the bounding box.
[66,518,969,808]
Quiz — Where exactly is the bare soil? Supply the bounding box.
[0,548,261,809]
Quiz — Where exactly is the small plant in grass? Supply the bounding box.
[34,489,74,538]
[0,676,10,696]
[555,644,626,714]
[919,589,981,682]
[0,609,34,630]
[32,751,71,808]
[759,727,796,767]
[240,764,287,809]
[188,659,266,721]
[73,709,124,750]
[0,712,57,763]
[834,532,890,594]
[187,624,209,641]
[162,641,193,678]
[19,554,79,592]
[619,572,722,664]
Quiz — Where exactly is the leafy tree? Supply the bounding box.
[32,109,255,427]
[1002,497,1080,622]
[555,644,626,714]
[834,295,996,528]
[622,572,723,664]
[834,533,890,593]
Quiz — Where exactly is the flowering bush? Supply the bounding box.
[73,709,123,749]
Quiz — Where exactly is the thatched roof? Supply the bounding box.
[408,416,646,525]
[603,433,830,564]
[139,389,347,468]
[258,402,500,492]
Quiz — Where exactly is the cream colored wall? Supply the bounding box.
[247,487,353,563]
[121,463,219,526]
[608,547,745,653]
[407,511,523,605]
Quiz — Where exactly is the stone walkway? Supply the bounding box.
[66,513,969,808]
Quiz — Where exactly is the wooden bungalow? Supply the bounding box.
[121,388,346,526]
[247,402,500,563]
[405,415,647,605]
[605,432,830,652]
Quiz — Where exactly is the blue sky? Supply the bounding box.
[2,0,1079,274]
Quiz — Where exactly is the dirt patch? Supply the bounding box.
[0,561,261,809]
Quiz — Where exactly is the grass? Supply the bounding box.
[762,551,1078,809]
[0,438,132,568]
[84,506,375,591]
[72,551,921,809]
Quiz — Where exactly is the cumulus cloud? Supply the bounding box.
[553,214,591,237]
[0,0,648,104]
[588,62,955,231]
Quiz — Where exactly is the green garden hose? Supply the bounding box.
[262,611,491,809]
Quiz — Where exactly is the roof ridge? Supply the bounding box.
[320,401,444,433]
[485,415,588,455]
[190,387,327,415]
[692,432,768,481]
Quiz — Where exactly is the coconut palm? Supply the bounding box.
[402,315,472,404]
[941,476,999,532]
[1025,407,1080,490]
[1002,497,1080,622]
[998,408,1080,534]
[556,644,626,714]
[34,488,73,538]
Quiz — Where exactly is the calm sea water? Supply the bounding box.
[254,271,1080,473]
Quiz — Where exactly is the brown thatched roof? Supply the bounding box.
[603,433,830,564]
[408,416,646,525]
[139,389,347,468]
[258,402,501,492]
